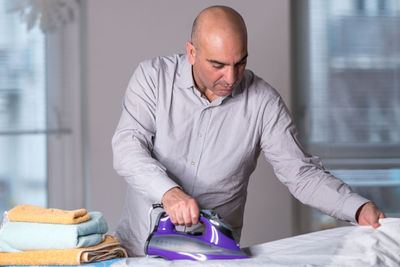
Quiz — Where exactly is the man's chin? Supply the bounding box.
[215,92,231,97]
[215,88,233,96]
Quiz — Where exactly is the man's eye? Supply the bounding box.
[213,64,224,69]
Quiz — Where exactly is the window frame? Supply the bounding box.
[291,0,400,170]
[291,0,400,234]
[45,6,86,210]
[0,0,86,215]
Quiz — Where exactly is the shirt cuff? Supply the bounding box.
[146,173,180,203]
[341,193,370,223]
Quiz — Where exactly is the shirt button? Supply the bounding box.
[191,161,196,166]
[198,133,202,137]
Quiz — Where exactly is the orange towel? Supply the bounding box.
[7,205,91,224]
[0,235,127,265]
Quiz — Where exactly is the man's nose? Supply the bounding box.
[224,66,237,86]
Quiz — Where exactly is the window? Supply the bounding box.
[0,0,47,217]
[0,0,84,220]
[292,0,400,232]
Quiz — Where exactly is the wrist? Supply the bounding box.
[355,201,373,223]
[161,186,182,203]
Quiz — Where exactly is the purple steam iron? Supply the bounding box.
[144,210,249,261]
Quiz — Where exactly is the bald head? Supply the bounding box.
[186,6,248,102]
[191,6,247,50]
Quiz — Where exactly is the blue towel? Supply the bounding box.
[0,211,108,252]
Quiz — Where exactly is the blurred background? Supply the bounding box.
[0,0,399,247]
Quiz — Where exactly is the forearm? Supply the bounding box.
[112,102,179,203]
[112,128,179,202]
[261,96,369,223]
[284,163,370,223]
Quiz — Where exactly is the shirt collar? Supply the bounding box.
[231,79,244,98]
[177,53,244,99]
[176,53,195,89]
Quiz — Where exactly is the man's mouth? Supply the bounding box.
[218,84,234,90]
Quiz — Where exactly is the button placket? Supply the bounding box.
[189,107,212,193]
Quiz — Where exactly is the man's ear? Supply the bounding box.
[186,41,196,65]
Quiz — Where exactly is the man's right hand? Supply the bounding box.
[161,187,199,227]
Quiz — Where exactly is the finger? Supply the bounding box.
[183,207,193,227]
[372,221,381,229]
[373,211,386,229]
[368,211,379,228]
[372,210,386,228]
[169,212,178,225]
[175,210,185,225]
[190,204,199,225]
[163,206,175,224]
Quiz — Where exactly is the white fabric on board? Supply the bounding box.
[110,218,400,267]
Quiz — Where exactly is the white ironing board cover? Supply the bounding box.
[110,218,400,267]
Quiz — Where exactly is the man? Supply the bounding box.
[112,5,385,256]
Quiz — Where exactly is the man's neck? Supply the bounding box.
[194,85,218,103]
[192,68,218,102]
[203,89,219,102]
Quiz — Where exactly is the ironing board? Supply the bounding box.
[18,218,400,267]
[110,217,400,267]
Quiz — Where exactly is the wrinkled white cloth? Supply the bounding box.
[328,218,400,266]
[110,218,400,267]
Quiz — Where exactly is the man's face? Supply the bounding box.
[186,33,247,101]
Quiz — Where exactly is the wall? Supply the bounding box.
[83,0,292,247]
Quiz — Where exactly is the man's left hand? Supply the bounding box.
[356,202,385,228]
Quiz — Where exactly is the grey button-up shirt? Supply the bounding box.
[112,54,369,256]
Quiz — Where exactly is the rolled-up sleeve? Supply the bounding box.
[112,61,179,203]
[260,96,369,223]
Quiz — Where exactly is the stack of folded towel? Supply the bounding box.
[0,205,127,265]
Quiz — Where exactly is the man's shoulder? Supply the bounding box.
[129,53,191,93]
[138,53,187,70]
[242,69,281,100]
